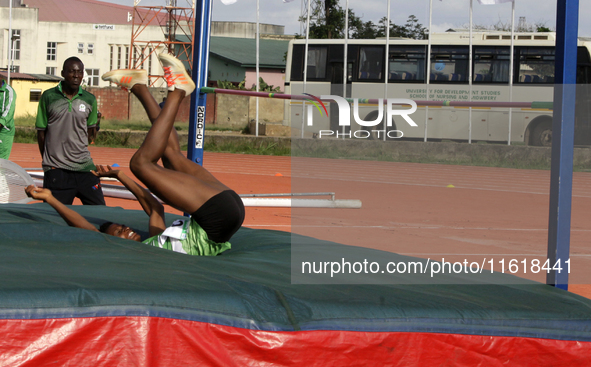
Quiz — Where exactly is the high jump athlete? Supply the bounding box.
[26,54,245,256]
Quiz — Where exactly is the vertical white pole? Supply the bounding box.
[8,0,13,84]
[300,0,305,35]
[256,0,260,136]
[425,0,433,142]
[343,0,349,96]
[468,0,473,144]
[383,0,391,141]
[508,0,515,145]
[302,0,312,138]
[343,0,349,139]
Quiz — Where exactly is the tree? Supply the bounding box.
[323,0,341,39]
[304,0,346,39]
[299,0,427,40]
[536,25,552,32]
[350,13,385,39]
[350,20,380,39]
[402,15,428,39]
[379,15,427,39]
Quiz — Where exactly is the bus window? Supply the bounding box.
[289,45,328,81]
[577,46,591,84]
[306,46,328,79]
[430,46,469,83]
[358,46,384,81]
[578,65,591,84]
[388,45,426,82]
[517,47,555,83]
[474,46,510,83]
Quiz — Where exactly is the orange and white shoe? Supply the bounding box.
[158,53,195,96]
[101,69,148,90]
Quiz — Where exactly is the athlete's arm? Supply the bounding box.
[88,126,97,145]
[25,186,98,232]
[35,94,48,157]
[93,165,166,236]
[37,130,46,157]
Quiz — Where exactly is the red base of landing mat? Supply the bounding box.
[1,316,590,366]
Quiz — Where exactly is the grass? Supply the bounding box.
[14,126,143,148]
[100,119,159,132]
[15,115,159,132]
[202,140,290,156]
[15,115,241,133]
[14,114,37,128]
[13,127,37,145]
[14,117,289,155]
[14,115,590,170]
[292,146,552,169]
[98,119,245,133]
[291,139,591,172]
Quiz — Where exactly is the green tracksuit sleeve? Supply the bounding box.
[0,85,16,131]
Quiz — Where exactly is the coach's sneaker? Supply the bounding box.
[158,53,195,96]
[101,69,148,91]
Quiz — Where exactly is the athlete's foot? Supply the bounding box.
[158,53,195,96]
[101,69,148,91]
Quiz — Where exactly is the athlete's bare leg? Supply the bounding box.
[129,84,222,184]
[130,85,181,167]
[102,55,230,213]
[129,87,229,214]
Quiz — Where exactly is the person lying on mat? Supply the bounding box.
[25,53,245,256]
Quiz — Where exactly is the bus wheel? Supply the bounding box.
[532,121,552,147]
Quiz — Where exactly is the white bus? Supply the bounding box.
[284,32,591,146]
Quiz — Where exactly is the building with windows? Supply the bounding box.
[1,0,291,89]
[0,71,62,117]
[0,0,166,87]
[1,0,291,125]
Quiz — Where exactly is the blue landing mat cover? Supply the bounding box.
[1,203,591,341]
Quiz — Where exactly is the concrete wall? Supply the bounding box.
[128,88,166,122]
[247,95,285,123]
[214,93,250,127]
[210,93,286,127]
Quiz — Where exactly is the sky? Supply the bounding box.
[105,0,591,37]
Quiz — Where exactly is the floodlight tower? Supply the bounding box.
[130,0,195,85]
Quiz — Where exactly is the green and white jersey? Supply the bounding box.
[143,218,231,256]
[0,81,16,136]
[35,82,98,172]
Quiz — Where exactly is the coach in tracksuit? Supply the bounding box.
[0,80,16,160]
